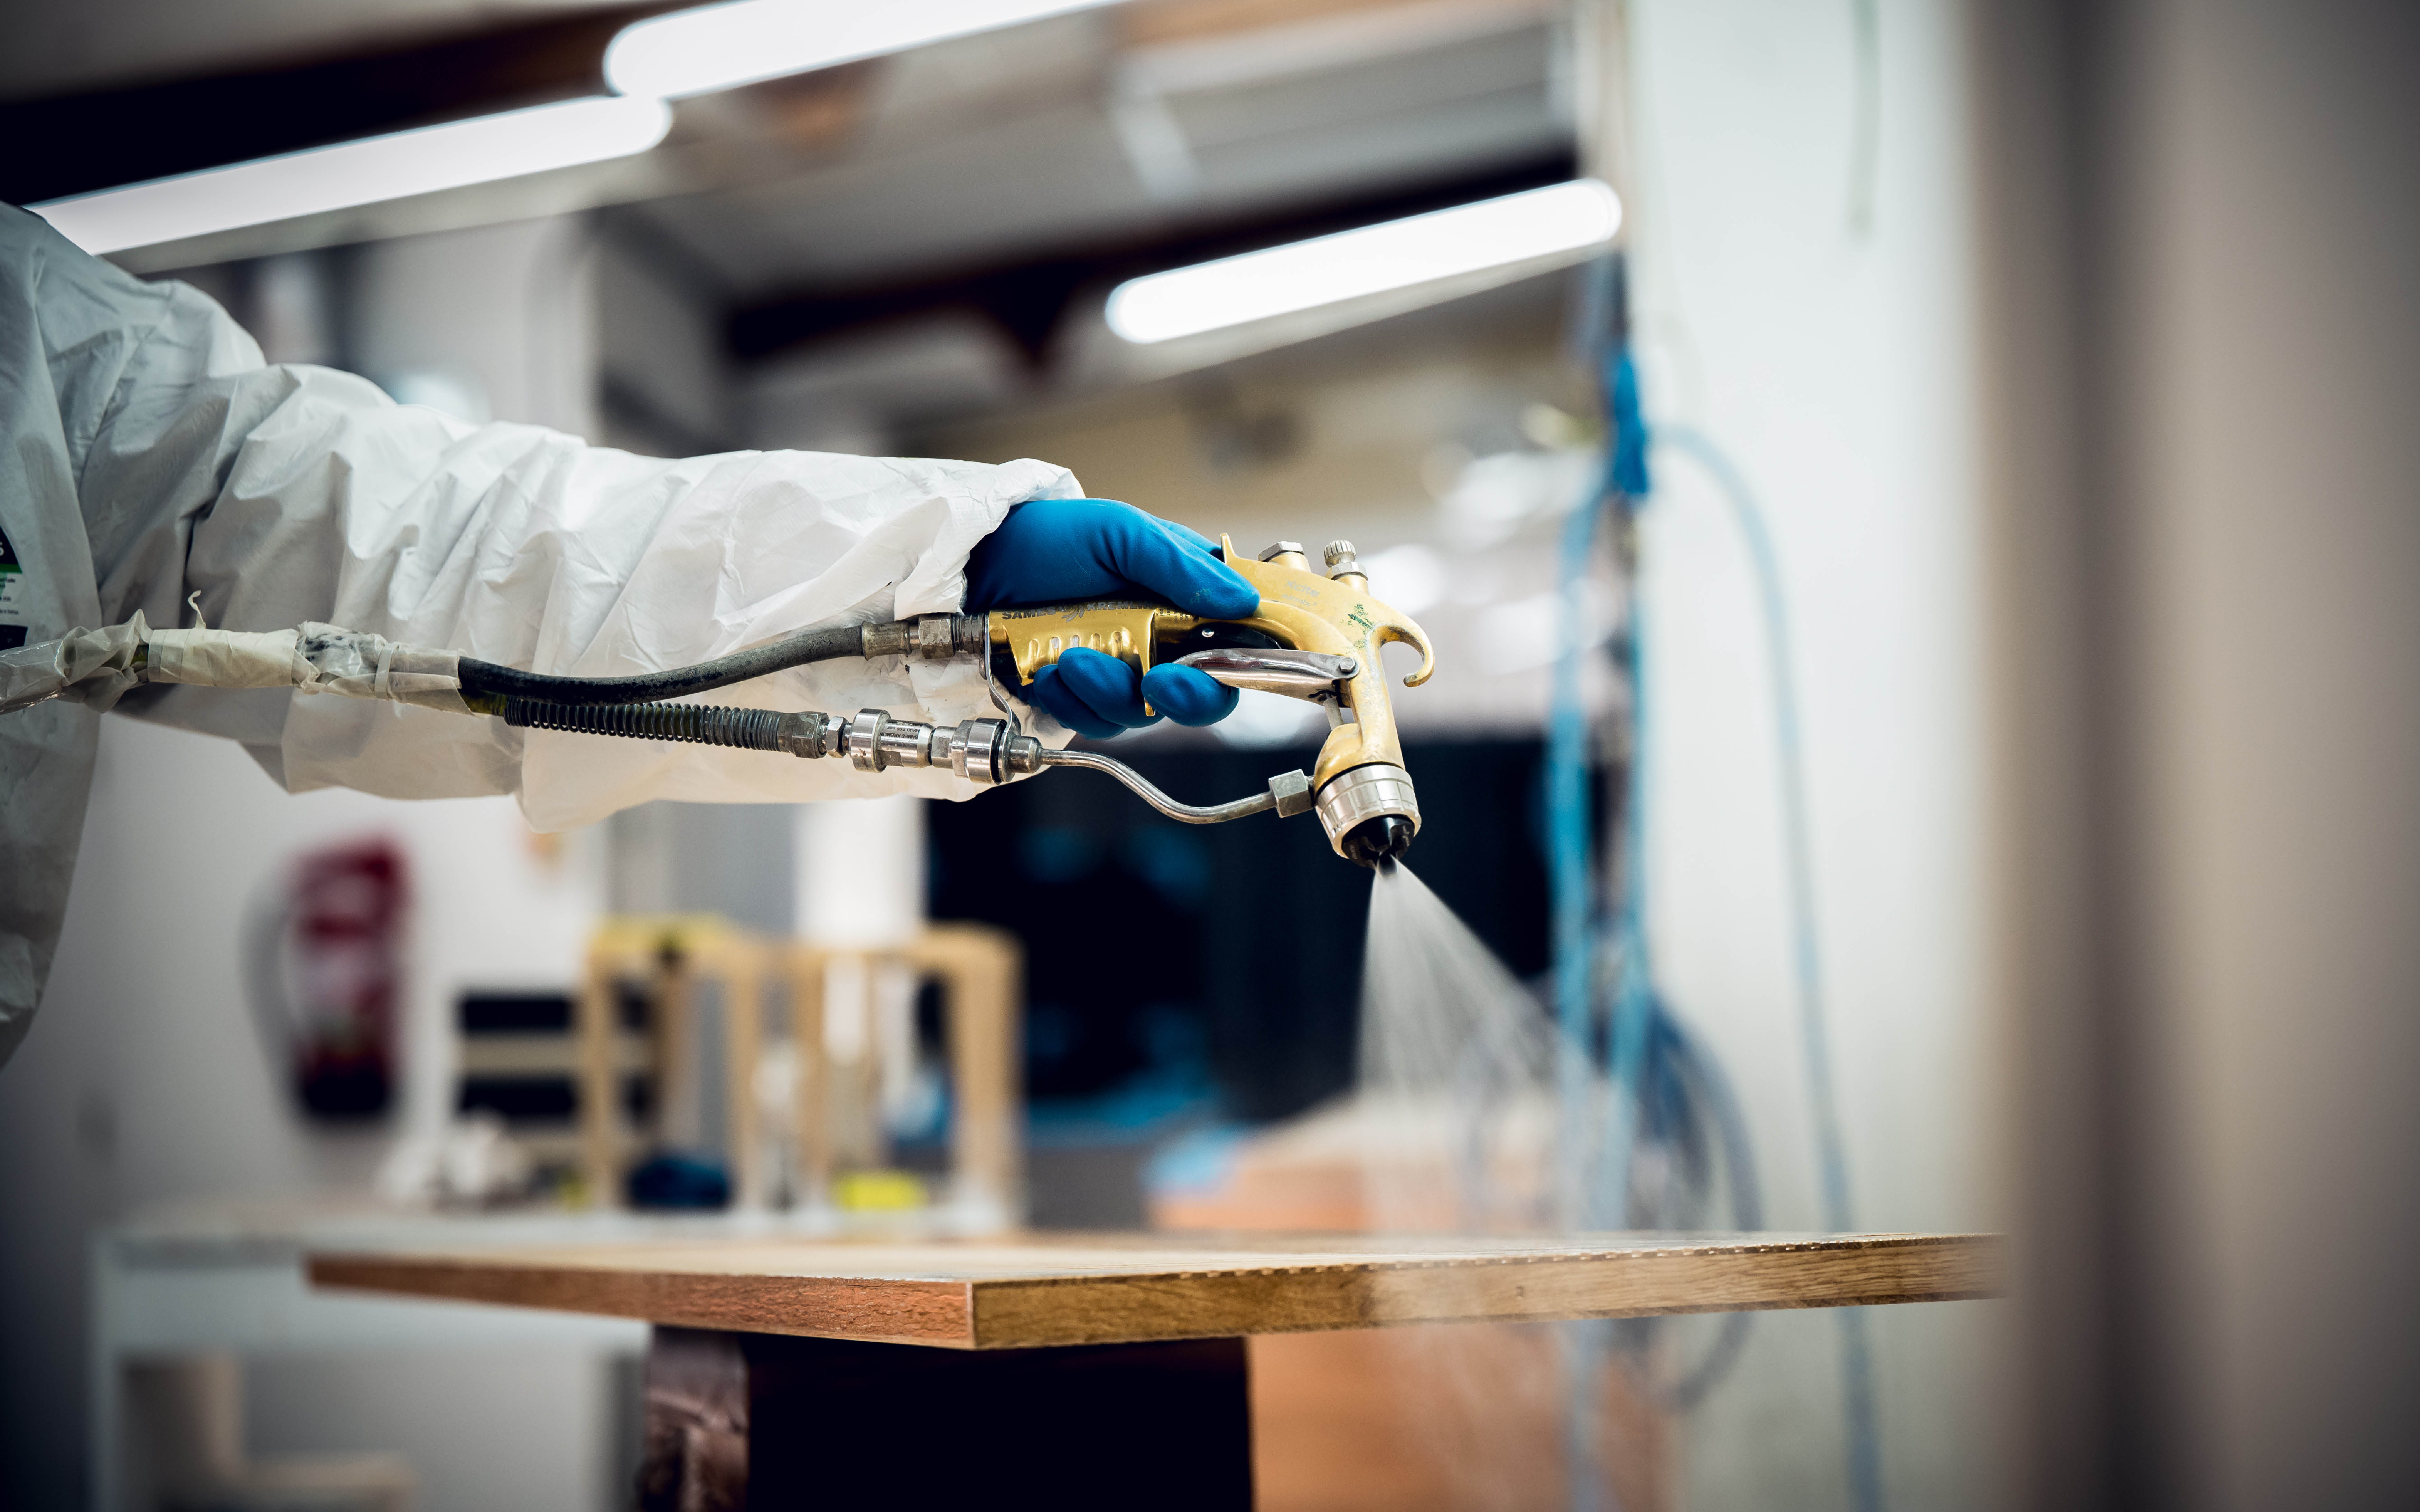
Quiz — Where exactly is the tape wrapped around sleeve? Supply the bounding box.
[130,620,467,712]
[5,616,467,715]
[0,612,151,715]
[144,624,305,689]
[293,623,467,712]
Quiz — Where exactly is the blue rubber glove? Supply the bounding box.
[965,498,1259,739]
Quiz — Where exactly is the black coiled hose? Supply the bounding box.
[503,697,789,751]
[461,622,866,706]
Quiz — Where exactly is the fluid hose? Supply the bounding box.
[503,697,790,749]
[501,697,844,760]
[460,623,870,705]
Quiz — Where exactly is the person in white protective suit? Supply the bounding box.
[0,204,1260,1070]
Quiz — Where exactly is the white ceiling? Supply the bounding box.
[623,0,1572,298]
[45,0,1580,380]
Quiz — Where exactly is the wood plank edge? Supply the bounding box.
[962,1236,2007,1348]
[968,1285,2003,1349]
[962,1232,2002,1300]
[964,1283,2004,1349]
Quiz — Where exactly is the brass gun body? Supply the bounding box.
[988,537,1434,863]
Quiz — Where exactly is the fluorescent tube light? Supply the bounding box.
[1104,178,1623,345]
[33,96,674,257]
[605,0,1120,101]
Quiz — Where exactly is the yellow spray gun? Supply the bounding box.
[983,537,1434,866]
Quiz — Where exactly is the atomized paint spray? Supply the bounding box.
[1359,861,1555,1230]
[1356,861,1665,1511]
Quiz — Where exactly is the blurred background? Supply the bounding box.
[3,1,2417,1510]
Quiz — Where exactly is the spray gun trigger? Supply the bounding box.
[1175,648,1358,700]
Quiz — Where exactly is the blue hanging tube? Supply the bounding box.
[1549,259,1651,1512]
[1548,406,1612,1512]
[1548,263,1876,1509]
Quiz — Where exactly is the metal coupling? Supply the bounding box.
[1270,768,1315,818]
[845,705,931,772]
[943,717,1045,786]
[860,613,988,660]
[946,717,1005,784]
[777,710,846,759]
[1001,730,1048,777]
[878,719,935,769]
[844,708,1044,782]
[846,708,893,770]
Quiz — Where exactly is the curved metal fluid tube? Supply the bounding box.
[1037,748,1279,824]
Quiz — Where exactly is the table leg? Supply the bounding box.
[639,1326,1253,1511]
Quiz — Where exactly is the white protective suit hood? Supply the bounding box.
[0,203,1077,1068]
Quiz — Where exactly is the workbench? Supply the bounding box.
[313,1230,2000,1510]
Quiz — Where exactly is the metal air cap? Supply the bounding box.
[1314,762,1422,864]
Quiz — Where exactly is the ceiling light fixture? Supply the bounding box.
[32,3,1122,258]
[32,95,673,257]
[1104,178,1624,345]
[604,0,1121,101]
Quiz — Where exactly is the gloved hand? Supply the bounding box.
[965,497,1259,739]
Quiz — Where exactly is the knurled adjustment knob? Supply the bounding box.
[1323,540,1360,571]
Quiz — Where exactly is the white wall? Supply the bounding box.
[350,215,600,435]
[594,237,735,457]
[0,718,613,1509]
[1621,0,2005,1506]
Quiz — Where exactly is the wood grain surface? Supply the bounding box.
[309,1231,2001,1350]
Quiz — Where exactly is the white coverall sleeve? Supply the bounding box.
[0,204,1077,1067]
[72,251,1080,832]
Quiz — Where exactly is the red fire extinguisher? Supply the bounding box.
[246,837,410,1119]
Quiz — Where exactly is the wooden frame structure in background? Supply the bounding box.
[574,917,1020,1217]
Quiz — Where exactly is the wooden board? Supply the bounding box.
[310,1231,2001,1351]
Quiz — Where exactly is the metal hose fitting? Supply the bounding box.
[833,707,1311,819]
[856,613,989,661]
[839,710,1044,786]
[499,695,1325,832]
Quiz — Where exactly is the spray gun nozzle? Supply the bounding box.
[1341,814,1417,870]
